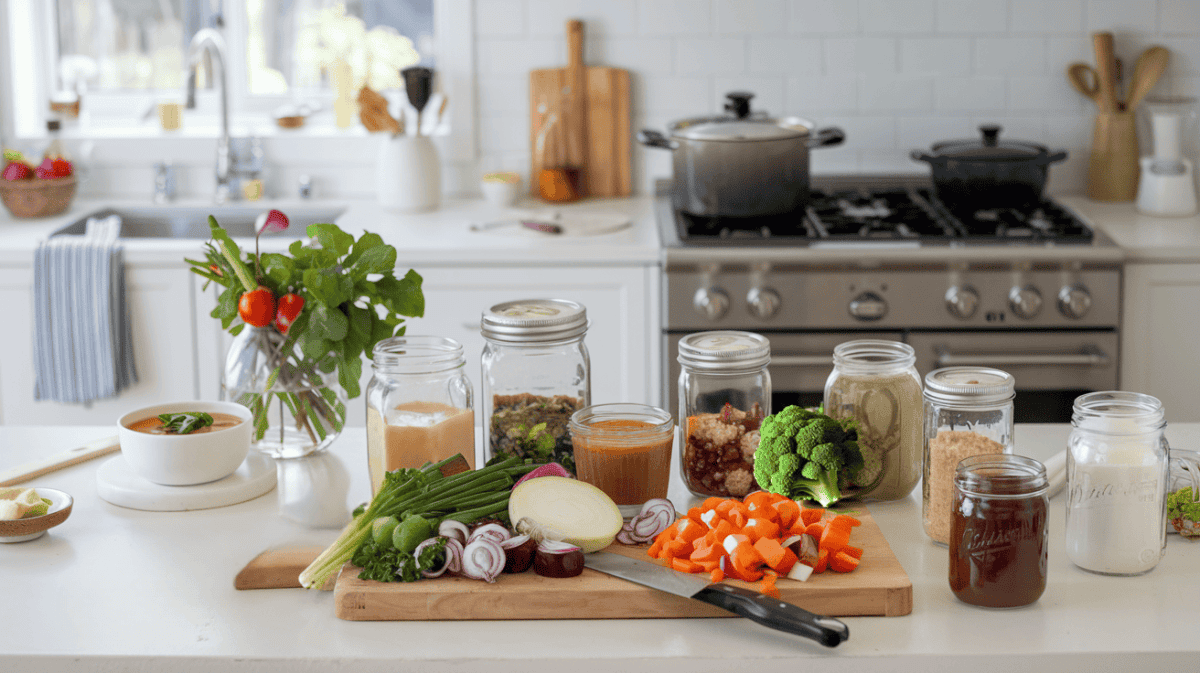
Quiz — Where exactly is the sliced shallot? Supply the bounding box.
[534,539,585,578]
[468,522,512,545]
[461,538,506,582]
[443,538,464,574]
[617,498,677,544]
[438,519,471,545]
[415,537,452,578]
[500,533,531,550]
[501,535,537,574]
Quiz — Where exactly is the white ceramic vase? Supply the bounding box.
[376,134,441,213]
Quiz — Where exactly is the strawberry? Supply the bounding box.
[35,158,55,179]
[2,162,33,181]
[50,158,72,178]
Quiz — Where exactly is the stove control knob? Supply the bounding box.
[848,291,887,322]
[1008,285,1044,319]
[747,286,782,320]
[1057,284,1092,319]
[944,285,980,320]
[693,286,730,321]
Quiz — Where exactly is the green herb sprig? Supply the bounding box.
[157,412,215,435]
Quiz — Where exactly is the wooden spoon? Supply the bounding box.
[1092,32,1120,113]
[1125,46,1171,111]
[1067,63,1102,107]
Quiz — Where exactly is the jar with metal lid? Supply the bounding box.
[480,299,590,474]
[949,454,1049,609]
[678,330,770,498]
[366,336,475,496]
[823,340,923,501]
[922,367,1016,545]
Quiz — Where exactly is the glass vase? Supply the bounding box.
[223,326,347,459]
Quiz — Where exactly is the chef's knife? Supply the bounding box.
[584,551,849,647]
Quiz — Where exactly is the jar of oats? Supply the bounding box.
[922,367,1015,545]
[678,331,771,498]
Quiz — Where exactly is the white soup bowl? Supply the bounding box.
[118,401,254,486]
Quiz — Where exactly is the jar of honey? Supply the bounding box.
[949,454,1049,609]
[570,403,674,517]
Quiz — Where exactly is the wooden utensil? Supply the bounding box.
[236,547,327,590]
[1126,46,1170,110]
[1092,32,1120,113]
[1087,110,1140,201]
[530,19,631,198]
[0,435,119,487]
[1068,63,1102,106]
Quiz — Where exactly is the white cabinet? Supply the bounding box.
[1121,263,1200,422]
[0,263,201,426]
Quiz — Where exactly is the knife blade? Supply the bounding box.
[584,551,849,647]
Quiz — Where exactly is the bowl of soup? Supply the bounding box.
[118,401,253,485]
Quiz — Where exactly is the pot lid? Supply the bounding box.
[928,125,1049,162]
[674,119,806,142]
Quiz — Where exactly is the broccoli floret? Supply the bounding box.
[752,405,862,507]
[1168,487,1200,533]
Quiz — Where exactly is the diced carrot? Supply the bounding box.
[818,523,851,554]
[686,507,706,525]
[715,500,739,517]
[743,491,776,509]
[711,519,735,541]
[702,497,726,510]
[675,519,706,544]
[672,558,702,574]
[709,567,725,584]
[773,547,798,575]
[799,507,825,526]
[804,522,825,539]
[842,545,863,560]
[760,574,780,599]
[744,501,781,525]
[697,559,721,572]
[730,540,766,578]
[828,514,862,531]
[813,548,830,574]
[664,538,693,558]
[829,550,860,573]
[752,537,787,568]
[729,509,749,529]
[745,518,780,542]
[690,542,723,564]
[771,499,801,530]
[655,522,680,545]
[647,540,663,558]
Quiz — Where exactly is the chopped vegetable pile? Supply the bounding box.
[646,492,863,598]
[1167,486,1200,539]
[753,406,874,507]
[0,487,52,520]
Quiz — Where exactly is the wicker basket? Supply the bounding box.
[0,176,77,218]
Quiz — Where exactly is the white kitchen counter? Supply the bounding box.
[2,423,1197,672]
[1061,195,1200,263]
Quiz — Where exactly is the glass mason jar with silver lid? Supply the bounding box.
[677,330,771,498]
[922,367,1016,545]
[480,299,590,474]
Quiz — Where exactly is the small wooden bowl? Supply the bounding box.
[0,176,77,218]
[0,488,73,543]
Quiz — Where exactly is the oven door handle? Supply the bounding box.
[934,345,1111,368]
[771,354,833,368]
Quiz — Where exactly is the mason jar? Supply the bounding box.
[922,367,1016,545]
[677,331,770,498]
[823,340,923,501]
[1066,391,1169,576]
[480,299,590,474]
[365,336,474,496]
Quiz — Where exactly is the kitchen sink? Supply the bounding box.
[51,204,346,239]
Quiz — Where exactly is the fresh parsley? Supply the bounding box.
[157,412,215,435]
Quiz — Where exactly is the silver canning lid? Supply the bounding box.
[924,367,1016,406]
[481,299,588,343]
[677,331,771,371]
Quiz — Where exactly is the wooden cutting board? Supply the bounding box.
[529,20,632,198]
[333,506,912,621]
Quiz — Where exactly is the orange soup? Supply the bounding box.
[366,401,476,495]
[572,418,673,506]
[126,412,244,435]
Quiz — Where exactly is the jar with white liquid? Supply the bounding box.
[1066,391,1170,575]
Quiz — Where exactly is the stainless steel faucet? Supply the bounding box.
[185,28,230,204]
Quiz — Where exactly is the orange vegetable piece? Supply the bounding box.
[830,550,860,573]
[804,522,825,539]
[799,507,825,526]
[655,522,680,545]
[711,519,735,541]
[647,540,663,558]
[753,538,798,575]
[729,509,749,529]
[828,514,862,531]
[675,519,706,544]
[745,518,780,542]
[664,538,693,558]
[771,499,801,530]
[702,497,725,510]
[715,500,739,517]
[686,507,706,525]
[842,545,864,560]
[690,542,724,564]
[818,523,851,554]
[760,574,780,599]
[743,491,776,509]
[729,539,766,578]
[672,558,702,574]
[697,559,721,572]
[813,548,830,574]
[744,501,781,525]
[709,567,725,584]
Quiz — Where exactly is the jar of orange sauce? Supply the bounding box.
[569,403,674,517]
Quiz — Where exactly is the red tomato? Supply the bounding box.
[35,158,55,179]
[2,162,33,181]
[273,293,305,333]
[51,158,72,177]
[238,286,277,327]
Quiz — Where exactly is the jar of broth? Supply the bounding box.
[570,403,674,517]
[366,336,475,496]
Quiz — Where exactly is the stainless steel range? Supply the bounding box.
[658,176,1124,423]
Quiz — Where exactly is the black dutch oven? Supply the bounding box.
[911,125,1068,210]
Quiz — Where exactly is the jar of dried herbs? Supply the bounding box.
[823,340,922,502]
[480,299,590,474]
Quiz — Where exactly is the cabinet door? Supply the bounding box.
[1122,263,1200,422]
[0,264,200,426]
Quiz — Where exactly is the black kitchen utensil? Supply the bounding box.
[401,67,434,135]
[584,550,850,647]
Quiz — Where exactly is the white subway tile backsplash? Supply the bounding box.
[1085,0,1159,33]
[786,77,859,112]
[637,77,713,113]
[587,37,675,75]
[976,37,1047,75]
[1160,36,1200,76]
[675,37,747,74]
[972,116,1047,142]
[1045,114,1094,150]
[479,114,528,154]
[859,76,935,112]
[1046,37,1092,73]
[790,0,860,33]
[823,115,897,148]
[859,149,928,173]
[475,0,526,37]
[478,76,529,115]
[637,0,713,35]
[1161,0,1200,35]
[810,145,860,172]
[1008,77,1087,112]
[936,0,1008,34]
[714,77,786,113]
[477,38,561,75]
[1010,0,1083,34]
[525,0,639,37]
[715,0,788,34]
[935,77,1008,112]
[861,0,935,34]
[897,116,976,150]
[823,37,898,75]
[900,38,971,76]
[749,37,823,74]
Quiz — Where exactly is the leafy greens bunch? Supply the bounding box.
[753,405,879,507]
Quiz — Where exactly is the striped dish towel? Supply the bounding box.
[32,215,137,404]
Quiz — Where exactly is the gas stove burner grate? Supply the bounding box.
[930,199,1095,244]
[807,187,960,240]
[673,209,814,245]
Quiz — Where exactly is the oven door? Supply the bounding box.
[907,331,1119,423]
[664,331,905,418]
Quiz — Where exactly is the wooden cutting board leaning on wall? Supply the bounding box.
[529,20,632,198]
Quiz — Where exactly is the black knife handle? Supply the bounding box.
[693,584,850,647]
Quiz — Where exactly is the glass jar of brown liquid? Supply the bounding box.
[949,454,1049,609]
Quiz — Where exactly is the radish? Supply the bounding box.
[513,462,572,489]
